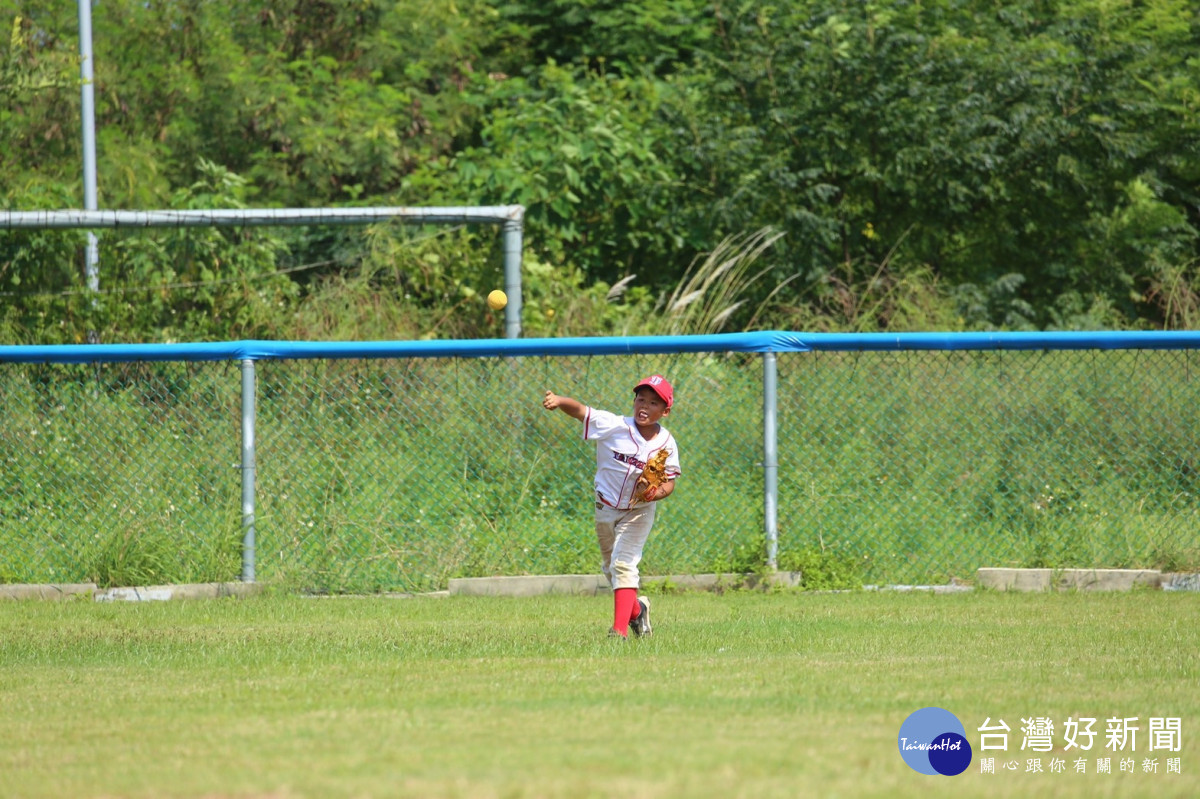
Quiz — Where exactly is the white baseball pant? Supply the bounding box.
[594,502,657,589]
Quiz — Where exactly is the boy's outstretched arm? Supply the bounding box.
[543,390,587,421]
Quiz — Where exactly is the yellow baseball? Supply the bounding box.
[487,289,507,310]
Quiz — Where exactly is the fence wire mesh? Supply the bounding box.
[778,349,1200,584]
[0,361,242,586]
[3,347,1198,591]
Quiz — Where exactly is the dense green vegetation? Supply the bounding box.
[3,1,1199,344]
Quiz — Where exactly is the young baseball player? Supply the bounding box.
[542,375,681,638]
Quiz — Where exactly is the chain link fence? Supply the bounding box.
[778,348,1200,584]
[3,336,1198,591]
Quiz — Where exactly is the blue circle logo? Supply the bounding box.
[898,707,973,776]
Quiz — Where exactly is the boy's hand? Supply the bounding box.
[633,449,670,502]
[544,391,587,420]
[640,484,664,502]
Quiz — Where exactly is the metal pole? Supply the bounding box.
[502,218,523,339]
[763,351,779,569]
[77,0,99,294]
[0,206,527,229]
[240,359,257,582]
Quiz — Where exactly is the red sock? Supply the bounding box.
[613,588,638,635]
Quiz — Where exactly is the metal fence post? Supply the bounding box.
[502,218,523,339]
[763,351,779,569]
[77,0,100,296]
[240,359,257,582]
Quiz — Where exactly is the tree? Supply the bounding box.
[654,0,1200,329]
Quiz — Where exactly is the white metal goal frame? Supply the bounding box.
[0,205,527,339]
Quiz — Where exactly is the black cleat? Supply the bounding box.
[629,597,652,637]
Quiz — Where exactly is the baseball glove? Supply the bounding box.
[634,449,671,503]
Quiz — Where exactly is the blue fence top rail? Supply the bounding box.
[2,330,1200,364]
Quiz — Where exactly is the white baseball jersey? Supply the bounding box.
[584,407,681,510]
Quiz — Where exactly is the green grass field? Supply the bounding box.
[1,589,1196,798]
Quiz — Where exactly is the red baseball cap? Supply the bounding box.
[634,374,674,409]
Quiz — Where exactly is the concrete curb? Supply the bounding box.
[0,583,97,600]
[449,574,607,597]
[3,569,1195,601]
[93,582,264,602]
[447,572,803,597]
[1162,573,1200,592]
[976,568,1162,592]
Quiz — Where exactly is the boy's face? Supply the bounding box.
[633,386,670,426]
